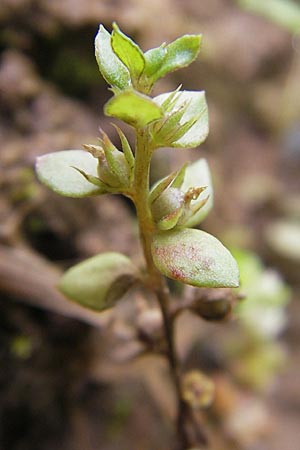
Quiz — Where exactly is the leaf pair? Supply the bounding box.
[105,89,209,150]
[60,231,239,313]
[95,23,202,93]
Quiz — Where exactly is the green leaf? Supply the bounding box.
[151,229,239,288]
[154,91,209,148]
[36,150,104,197]
[95,25,131,90]
[143,45,167,78]
[112,124,135,181]
[111,23,145,82]
[150,35,202,83]
[160,85,182,112]
[59,252,138,311]
[181,158,213,226]
[104,89,163,128]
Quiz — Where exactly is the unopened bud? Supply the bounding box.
[151,187,185,230]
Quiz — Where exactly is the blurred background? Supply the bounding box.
[0,0,300,449]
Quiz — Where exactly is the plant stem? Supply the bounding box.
[133,129,190,450]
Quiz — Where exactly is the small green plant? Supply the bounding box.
[36,23,239,449]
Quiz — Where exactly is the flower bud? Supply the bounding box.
[98,149,129,188]
[151,187,185,230]
[84,129,133,191]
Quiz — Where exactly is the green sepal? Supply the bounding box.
[170,162,188,188]
[151,229,239,288]
[35,150,105,198]
[111,23,145,83]
[152,100,191,147]
[160,85,182,112]
[153,90,209,148]
[149,164,187,204]
[95,25,131,90]
[168,114,200,144]
[59,252,138,311]
[104,89,163,128]
[99,130,130,186]
[149,34,202,83]
[112,124,135,182]
[72,167,109,190]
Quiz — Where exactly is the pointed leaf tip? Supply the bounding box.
[150,34,202,83]
[95,24,131,90]
[111,22,145,82]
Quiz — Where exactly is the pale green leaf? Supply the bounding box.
[181,159,213,226]
[36,150,104,197]
[143,45,167,78]
[95,25,131,90]
[151,35,202,83]
[59,252,138,311]
[154,91,209,148]
[111,23,145,81]
[104,89,163,128]
[112,124,135,179]
[152,229,239,288]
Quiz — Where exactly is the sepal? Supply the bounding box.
[152,90,209,148]
[84,129,134,191]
